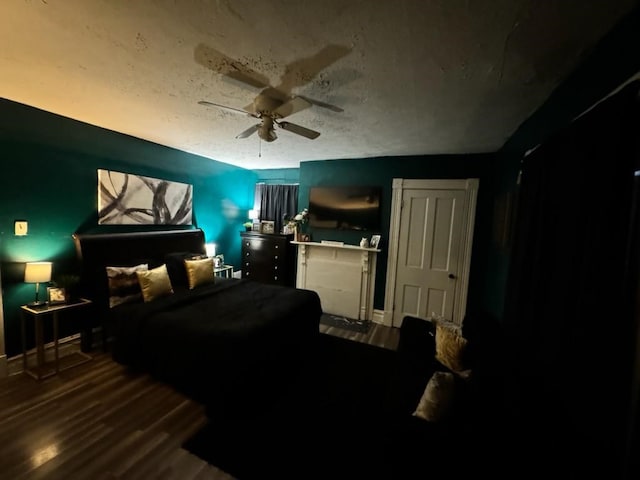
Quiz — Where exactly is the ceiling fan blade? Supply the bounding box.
[243,102,257,115]
[278,121,321,140]
[236,124,260,139]
[198,100,254,117]
[225,70,271,91]
[296,95,344,113]
[273,97,311,118]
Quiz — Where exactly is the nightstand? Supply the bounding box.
[20,298,93,380]
[214,264,234,278]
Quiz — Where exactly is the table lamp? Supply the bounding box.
[24,261,52,307]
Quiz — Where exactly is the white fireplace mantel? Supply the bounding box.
[292,241,380,321]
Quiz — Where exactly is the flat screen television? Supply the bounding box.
[308,186,381,231]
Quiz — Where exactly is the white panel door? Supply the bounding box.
[394,188,464,324]
[386,179,477,328]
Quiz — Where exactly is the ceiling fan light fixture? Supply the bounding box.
[258,119,277,142]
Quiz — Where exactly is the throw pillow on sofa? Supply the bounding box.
[435,321,468,373]
[412,371,456,422]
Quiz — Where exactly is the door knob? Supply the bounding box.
[448,273,456,279]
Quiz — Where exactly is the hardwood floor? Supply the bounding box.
[0,323,399,479]
[319,320,400,350]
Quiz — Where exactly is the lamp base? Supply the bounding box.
[27,301,47,309]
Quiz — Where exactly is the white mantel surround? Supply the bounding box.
[292,241,380,321]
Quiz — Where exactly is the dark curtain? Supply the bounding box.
[624,172,640,480]
[502,81,640,478]
[255,184,298,234]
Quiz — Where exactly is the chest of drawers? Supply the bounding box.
[240,232,296,287]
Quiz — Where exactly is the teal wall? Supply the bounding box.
[298,155,499,318]
[0,99,257,357]
[254,168,300,184]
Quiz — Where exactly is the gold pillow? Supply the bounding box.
[435,322,468,373]
[412,371,456,422]
[136,264,174,302]
[184,257,215,290]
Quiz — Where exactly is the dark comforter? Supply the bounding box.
[108,277,322,410]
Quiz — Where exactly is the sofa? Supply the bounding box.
[376,314,508,478]
[184,313,508,479]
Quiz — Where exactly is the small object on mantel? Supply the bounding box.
[360,237,369,248]
[320,240,344,247]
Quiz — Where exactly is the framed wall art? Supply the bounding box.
[97,169,193,225]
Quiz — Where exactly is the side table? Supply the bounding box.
[20,298,93,380]
[214,264,234,278]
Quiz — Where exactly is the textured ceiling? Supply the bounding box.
[1,0,636,169]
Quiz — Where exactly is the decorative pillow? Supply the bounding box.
[136,264,174,302]
[435,322,468,373]
[184,257,215,290]
[164,251,208,287]
[106,263,148,308]
[412,371,456,422]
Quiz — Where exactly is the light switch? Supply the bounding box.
[14,220,28,236]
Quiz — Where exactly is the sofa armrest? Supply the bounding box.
[397,315,436,361]
[385,316,439,414]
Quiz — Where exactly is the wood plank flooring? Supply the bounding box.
[0,322,399,480]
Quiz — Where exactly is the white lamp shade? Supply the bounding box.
[248,209,258,220]
[205,243,216,258]
[24,262,52,283]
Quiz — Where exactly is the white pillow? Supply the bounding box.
[106,263,148,308]
[412,371,456,422]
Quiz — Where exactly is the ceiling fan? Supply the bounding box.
[198,92,321,142]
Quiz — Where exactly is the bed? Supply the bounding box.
[72,228,323,413]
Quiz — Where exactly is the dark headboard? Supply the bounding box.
[73,229,206,310]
